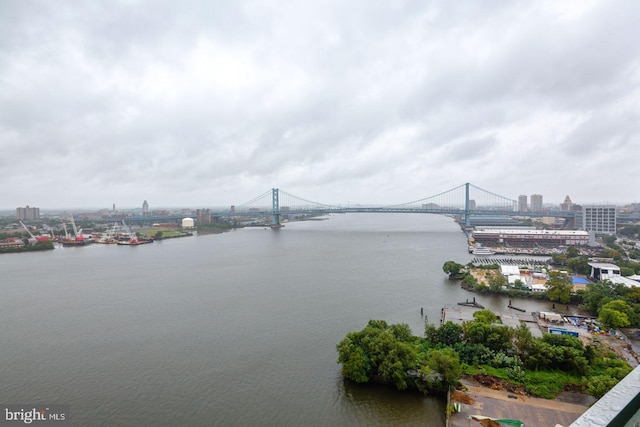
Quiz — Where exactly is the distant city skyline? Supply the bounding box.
[1,1,639,209]
[7,187,636,213]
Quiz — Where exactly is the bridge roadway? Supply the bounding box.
[96,207,575,225]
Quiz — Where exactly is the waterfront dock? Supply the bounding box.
[457,297,484,309]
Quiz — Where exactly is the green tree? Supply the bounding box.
[435,321,463,346]
[599,301,632,329]
[584,375,620,398]
[566,246,580,258]
[545,271,573,303]
[442,261,464,278]
[488,271,507,292]
[541,333,584,351]
[337,333,370,383]
[153,231,163,240]
[426,348,461,389]
[472,309,498,324]
[463,321,513,352]
[620,266,635,277]
[602,300,634,319]
[567,256,590,275]
[337,320,419,391]
[389,323,413,342]
[551,253,568,266]
[625,287,640,303]
[513,322,534,357]
[424,324,438,344]
[376,338,419,390]
[581,280,620,314]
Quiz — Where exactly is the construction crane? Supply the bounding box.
[69,215,84,242]
[19,220,37,245]
[19,220,49,244]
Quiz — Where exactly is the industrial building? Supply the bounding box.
[588,262,638,287]
[472,229,591,248]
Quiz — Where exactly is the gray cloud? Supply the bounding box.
[1,0,639,209]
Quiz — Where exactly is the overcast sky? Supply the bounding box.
[1,0,639,210]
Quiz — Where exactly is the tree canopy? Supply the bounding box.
[545,271,573,303]
[443,261,464,278]
[337,309,632,399]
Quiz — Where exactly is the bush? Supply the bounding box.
[454,343,494,366]
[506,365,525,383]
[584,375,620,398]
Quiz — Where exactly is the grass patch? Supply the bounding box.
[523,370,580,398]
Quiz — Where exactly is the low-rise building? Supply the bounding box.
[588,262,638,287]
[472,229,590,248]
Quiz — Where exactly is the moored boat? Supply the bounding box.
[472,247,496,256]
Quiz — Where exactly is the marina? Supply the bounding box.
[471,257,551,266]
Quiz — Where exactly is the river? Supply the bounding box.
[0,213,560,426]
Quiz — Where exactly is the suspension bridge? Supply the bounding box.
[229,183,574,227]
[122,183,574,227]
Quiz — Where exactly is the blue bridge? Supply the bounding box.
[122,183,575,227]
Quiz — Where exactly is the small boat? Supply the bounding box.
[472,247,496,256]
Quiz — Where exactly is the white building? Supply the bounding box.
[531,284,548,293]
[181,217,195,228]
[588,262,638,287]
[575,205,616,235]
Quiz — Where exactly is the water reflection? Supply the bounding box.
[338,378,445,426]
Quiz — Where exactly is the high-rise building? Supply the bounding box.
[530,194,543,211]
[560,195,573,211]
[575,205,616,235]
[518,195,528,212]
[16,206,39,220]
[142,200,150,216]
[196,209,212,225]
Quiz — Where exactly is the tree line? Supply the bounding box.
[337,310,631,399]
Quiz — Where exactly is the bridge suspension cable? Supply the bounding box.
[235,189,273,209]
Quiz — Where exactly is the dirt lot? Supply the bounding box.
[449,378,595,427]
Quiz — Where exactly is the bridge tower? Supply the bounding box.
[271,188,281,227]
[464,182,471,228]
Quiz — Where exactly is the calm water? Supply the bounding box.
[0,214,558,426]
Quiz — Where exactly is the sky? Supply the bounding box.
[1,0,639,210]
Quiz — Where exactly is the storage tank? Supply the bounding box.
[181,217,195,229]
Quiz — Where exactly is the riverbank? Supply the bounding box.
[0,240,54,254]
[449,378,595,427]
